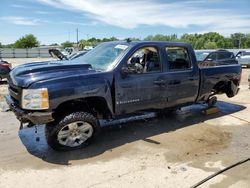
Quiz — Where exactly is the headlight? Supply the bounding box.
[22,88,49,110]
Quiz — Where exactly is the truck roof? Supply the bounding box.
[103,40,192,47]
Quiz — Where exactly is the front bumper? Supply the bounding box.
[5,95,54,124]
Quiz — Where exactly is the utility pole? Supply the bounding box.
[239,37,241,49]
[76,28,79,49]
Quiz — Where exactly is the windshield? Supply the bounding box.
[195,51,210,61]
[71,43,130,71]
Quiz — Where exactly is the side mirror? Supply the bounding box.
[205,58,213,61]
[121,67,130,77]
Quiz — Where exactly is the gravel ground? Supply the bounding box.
[0,59,249,188]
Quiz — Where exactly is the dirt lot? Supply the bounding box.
[0,58,249,188]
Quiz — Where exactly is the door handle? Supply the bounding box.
[188,77,198,81]
[154,79,165,85]
[121,84,132,88]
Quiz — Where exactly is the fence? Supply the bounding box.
[0,48,52,58]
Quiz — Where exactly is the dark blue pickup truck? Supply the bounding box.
[6,41,241,150]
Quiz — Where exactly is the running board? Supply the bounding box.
[99,112,157,127]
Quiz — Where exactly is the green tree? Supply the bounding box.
[194,37,205,49]
[244,34,250,48]
[230,33,245,48]
[180,33,197,47]
[61,41,74,48]
[109,36,118,41]
[14,34,39,48]
[0,42,2,48]
[129,37,140,41]
[144,35,154,41]
[79,40,92,50]
[204,41,218,49]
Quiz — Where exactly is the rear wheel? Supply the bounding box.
[45,112,100,151]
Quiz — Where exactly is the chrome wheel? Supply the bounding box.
[57,121,93,147]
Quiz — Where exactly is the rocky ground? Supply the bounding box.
[0,59,249,188]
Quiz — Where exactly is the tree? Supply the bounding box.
[14,34,39,48]
[204,41,218,49]
[79,40,92,50]
[180,33,197,47]
[0,42,2,48]
[61,41,74,48]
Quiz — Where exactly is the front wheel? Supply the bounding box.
[45,112,100,151]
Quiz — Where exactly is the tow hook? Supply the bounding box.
[19,122,35,130]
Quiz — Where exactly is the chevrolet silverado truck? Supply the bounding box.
[6,41,241,151]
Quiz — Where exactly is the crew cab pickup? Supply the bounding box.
[6,41,241,150]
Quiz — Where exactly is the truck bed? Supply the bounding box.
[197,64,241,102]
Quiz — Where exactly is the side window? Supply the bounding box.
[127,46,161,74]
[206,53,217,61]
[166,47,192,70]
[218,52,233,60]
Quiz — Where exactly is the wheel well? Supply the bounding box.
[212,81,228,94]
[212,80,237,97]
[53,97,112,120]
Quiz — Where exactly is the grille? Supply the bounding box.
[8,84,21,106]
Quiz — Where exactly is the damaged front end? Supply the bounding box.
[5,95,54,129]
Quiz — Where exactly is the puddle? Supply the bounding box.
[163,125,232,163]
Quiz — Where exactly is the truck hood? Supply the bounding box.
[9,61,97,87]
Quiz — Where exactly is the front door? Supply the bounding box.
[115,46,167,114]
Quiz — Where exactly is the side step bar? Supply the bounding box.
[100,112,157,127]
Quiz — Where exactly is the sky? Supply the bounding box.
[0,0,250,45]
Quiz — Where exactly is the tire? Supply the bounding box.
[45,112,100,151]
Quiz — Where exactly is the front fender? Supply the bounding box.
[31,77,114,115]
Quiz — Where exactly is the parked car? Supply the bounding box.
[6,41,241,151]
[236,51,250,68]
[49,49,88,61]
[0,60,12,81]
[195,50,238,66]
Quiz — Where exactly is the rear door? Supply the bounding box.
[164,45,200,106]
